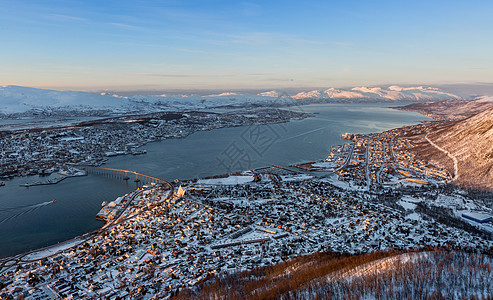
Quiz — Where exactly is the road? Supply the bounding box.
[425,134,458,180]
[365,141,370,186]
[335,142,355,172]
[375,142,388,184]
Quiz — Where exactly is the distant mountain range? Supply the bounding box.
[0,85,466,117]
[291,85,464,101]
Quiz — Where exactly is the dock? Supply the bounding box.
[19,170,87,187]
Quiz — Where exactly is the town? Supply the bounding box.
[0,108,307,180]
[1,125,493,298]
[1,113,493,299]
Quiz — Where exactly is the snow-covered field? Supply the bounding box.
[197,175,254,185]
[21,237,85,261]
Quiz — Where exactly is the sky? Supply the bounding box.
[1,0,492,91]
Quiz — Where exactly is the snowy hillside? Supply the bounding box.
[175,250,493,299]
[399,96,493,121]
[0,85,283,116]
[428,106,493,189]
[0,85,465,117]
[0,85,132,115]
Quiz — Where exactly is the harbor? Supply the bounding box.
[0,103,431,258]
[91,167,172,222]
[19,168,87,187]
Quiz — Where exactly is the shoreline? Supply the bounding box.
[0,103,433,260]
[1,164,307,262]
[18,171,88,187]
[0,107,309,181]
[2,105,492,298]
[1,183,173,265]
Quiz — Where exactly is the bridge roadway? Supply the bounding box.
[85,166,172,188]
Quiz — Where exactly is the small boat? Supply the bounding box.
[0,182,5,187]
[52,199,56,203]
[131,149,147,155]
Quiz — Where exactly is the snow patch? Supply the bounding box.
[258,90,280,97]
[204,92,238,97]
[197,175,254,185]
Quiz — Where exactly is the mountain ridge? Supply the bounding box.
[0,85,466,117]
[408,106,493,189]
[291,85,464,101]
[428,107,493,189]
[399,96,493,120]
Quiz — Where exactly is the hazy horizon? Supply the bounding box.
[1,1,492,91]
[3,82,493,98]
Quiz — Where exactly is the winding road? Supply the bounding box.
[425,134,458,180]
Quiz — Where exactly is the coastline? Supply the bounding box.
[0,108,309,181]
[0,103,432,259]
[18,170,88,187]
[2,104,492,298]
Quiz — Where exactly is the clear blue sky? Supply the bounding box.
[1,0,492,91]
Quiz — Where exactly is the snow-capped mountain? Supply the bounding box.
[292,86,464,101]
[0,85,131,115]
[0,85,465,117]
[258,90,280,97]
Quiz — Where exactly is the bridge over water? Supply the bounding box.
[84,166,172,189]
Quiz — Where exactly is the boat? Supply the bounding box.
[0,182,5,186]
[52,199,56,203]
[131,149,147,155]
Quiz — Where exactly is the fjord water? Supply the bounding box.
[0,103,430,258]
[103,103,429,180]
